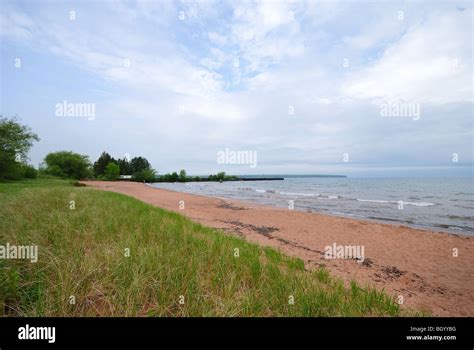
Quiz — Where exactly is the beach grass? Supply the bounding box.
[0,178,402,316]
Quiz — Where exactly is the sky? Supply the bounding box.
[1,0,473,177]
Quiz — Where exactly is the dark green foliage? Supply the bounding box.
[44,151,92,180]
[155,170,237,183]
[209,172,226,181]
[178,169,187,182]
[0,117,39,180]
[208,172,238,182]
[117,157,133,175]
[132,168,156,183]
[93,152,116,177]
[22,164,38,179]
[93,153,151,177]
[130,156,151,173]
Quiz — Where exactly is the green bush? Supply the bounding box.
[1,164,24,180]
[178,169,187,182]
[132,168,156,183]
[104,162,120,181]
[22,164,38,179]
[209,172,228,181]
[44,151,92,180]
[0,163,37,180]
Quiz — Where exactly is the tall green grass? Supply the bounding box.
[0,179,401,316]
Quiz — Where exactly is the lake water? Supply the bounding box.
[151,177,474,235]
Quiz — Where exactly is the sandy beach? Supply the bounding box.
[83,180,474,316]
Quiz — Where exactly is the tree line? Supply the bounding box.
[0,117,156,181]
[1,117,237,183]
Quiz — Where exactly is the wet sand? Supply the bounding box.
[82,180,474,316]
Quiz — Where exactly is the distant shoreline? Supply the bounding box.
[188,174,348,179]
[119,174,348,182]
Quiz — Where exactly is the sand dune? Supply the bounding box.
[83,181,474,316]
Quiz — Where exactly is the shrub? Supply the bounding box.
[104,162,120,181]
[209,172,226,182]
[132,168,156,183]
[178,169,187,182]
[22,164,38,179]
[1,164,23,180]
[44,151,92,180]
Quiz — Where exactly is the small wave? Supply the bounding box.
[446,215,474,221]
[357,199,390,203]
[453,205,474,210]
[254,189,277,194]
[329,211,365,218]
[317,195,340,200]
[357,199,437,207]
[435,223,471,231]
[278,191,319,197]
[368,216,414,224]
[404,201,437,207]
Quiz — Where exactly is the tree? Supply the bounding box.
[170,171,179,182]
[130,156,151,173]
[132,168,156,183]
[93,152,116,177]
[44,151,92,179]
[178,169,187,182]
[208,172,228,182]
[117,157,133,175]
[0,117,39,180]
[104,162,120,181]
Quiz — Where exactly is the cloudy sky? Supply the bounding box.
[1,0,472,177]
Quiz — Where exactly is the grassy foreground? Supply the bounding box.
[0,179,402,316]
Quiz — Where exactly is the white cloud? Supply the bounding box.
[342,10,473,104]
[208,31,228,46]
[229,0,305,73]
[2,0,472,173]
[0,10,35,40]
